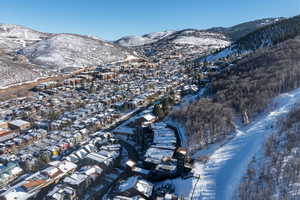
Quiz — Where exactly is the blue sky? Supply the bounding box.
[0,0,299,40]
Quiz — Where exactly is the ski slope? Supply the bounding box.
[162,88,300,200]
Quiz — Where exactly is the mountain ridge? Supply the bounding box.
[200,15,300,62]
[0,24,141,88]
[0,16,290,88]
[207,17,285,41]
[19,33,140,72]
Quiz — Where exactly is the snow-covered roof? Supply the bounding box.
[63,172,88,186]
[136,179,153,197]
[142,113,156,121]
[113,126,135,135]
[8,119,30,127]
[145,147,174,161]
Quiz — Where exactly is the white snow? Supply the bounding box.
[21,34,139,71]
[0,24,46,39]
[172,36,230,47]
[0,24,48,52]
[160,88,300,200]
[124,55,139,61]
[165,119,188,148]
[0,56,49,88]
[115,30,175,47]
[204,46,237,62]
[116,35,152,47]
[10,167,23,175]
[192,135,234,159]
[144,30,175,40]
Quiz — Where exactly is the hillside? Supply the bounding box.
[207,17,284,41]
[203,15,300,62]
[171,88,300,200]
[171,35,300,152]
[116,17,281,48]
[19,33,140,72]
[115,30,175,46]
[134,29,230,61]
[0,51,50,88]
[0,16,295,87]
[237,104,300,200]
[0,24,141,87]
[116,17,284,62]
[0,24,50,52]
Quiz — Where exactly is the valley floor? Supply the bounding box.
[160,87,300,200]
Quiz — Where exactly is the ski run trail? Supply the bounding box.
[161,88,300,200]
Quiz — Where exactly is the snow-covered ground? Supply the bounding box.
[172,36,229,47]
[20,33,139,71]
[0,23,49,52]
[165,119,188,148]
[115,30,175,47]
[204,46,237,62]
[160,88,300,200]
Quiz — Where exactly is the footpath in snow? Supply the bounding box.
[161,88,300,200]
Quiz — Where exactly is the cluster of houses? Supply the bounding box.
[0,132,123,200]
[143,122,188,179]
[107,108,191,199]
[117,120,190,179]
[0,57,204,199]
[136,42,208,66]
[0,120,31,142]
[0,162,23,189]
[109,176,154,200]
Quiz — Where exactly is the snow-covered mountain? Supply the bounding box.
[0,16,290,87]
[133,29,231,60]
[169,29,229,46]
[0,24,141,88]
[0,52,50,88]
[115,30,175,46]
[201,15,300,62]
[116,18,286,61]
[207,17,285,41]
[19,33,140,72]
[165,31,300,200]
[116,18,284,48]
[0,24,50,52]
[0,24,52,88]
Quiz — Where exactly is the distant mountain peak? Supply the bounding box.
[0,24,141,88]
[199,15,298,62]
[207,17,286,41]
[115,30,176,47]
[19,33,140,71]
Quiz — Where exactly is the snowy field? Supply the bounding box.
[116,30,175,46]
[161,88,300,200]
[172,36,229,47]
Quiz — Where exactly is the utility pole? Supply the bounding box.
[191,174,201,200]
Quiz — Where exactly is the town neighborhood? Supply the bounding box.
[0,55,221,200]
